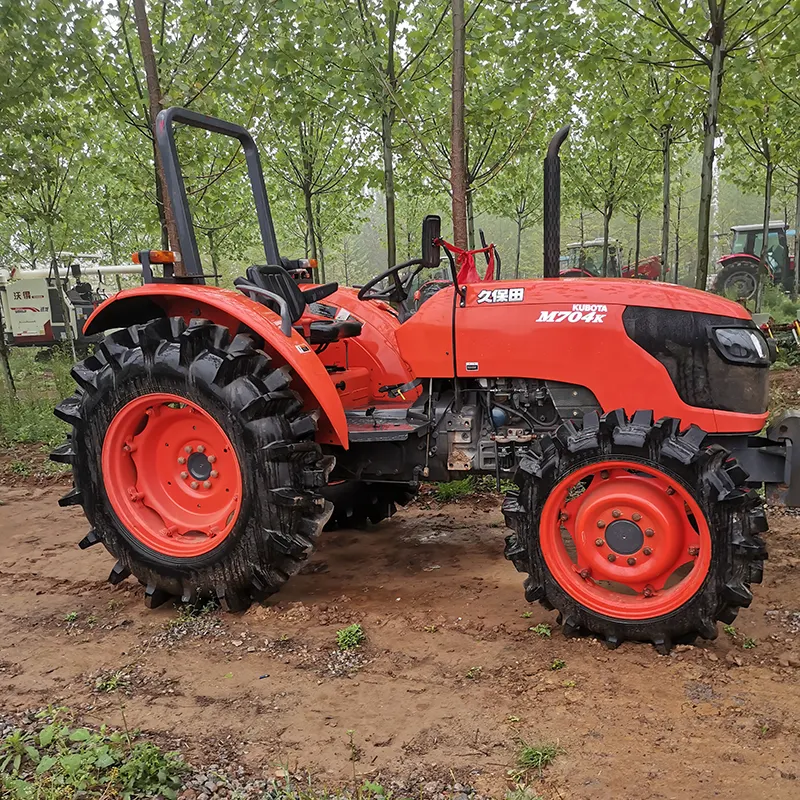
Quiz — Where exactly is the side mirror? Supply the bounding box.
[421,215,441,268]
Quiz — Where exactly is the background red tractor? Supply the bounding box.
[561,239,662,280]
[52,109,800,653]
[712,222,795,300]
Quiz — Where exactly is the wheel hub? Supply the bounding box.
[187,451,212,481]
[604,519,644,555]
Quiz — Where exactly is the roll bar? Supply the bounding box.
[155,107,281,281]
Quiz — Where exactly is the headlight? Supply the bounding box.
[711,327,771,366]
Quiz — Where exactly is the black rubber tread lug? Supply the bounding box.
[717,606,739,624]
[54,396,83,426]
[181,587,197,605]
[262,365,293,393]
[749,507,769,533]
[722,582,753,608]
[50,442,76,465]
[216,585,248,613]
[561,614,581,638]
[600,408,627,435]
[262,440,318,462]
[108,562,131,586]
[144,583,171,609]
[604,634,621,650]
[612,410,653,448]
[652,636,672,656]
[289,415,317,439]
[523,578,545,603]
[78,530,101,549]
[70,363,98,393]
[59,487,84,508]
[696,617,718,640]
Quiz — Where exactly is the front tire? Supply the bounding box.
[503,410,767,653]
[713,259,760,300]
[51,317,333,611]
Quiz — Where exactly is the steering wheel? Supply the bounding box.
[357,259,425,314]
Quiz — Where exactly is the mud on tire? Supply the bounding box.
[503,409,768,653]
[51,317,333,611]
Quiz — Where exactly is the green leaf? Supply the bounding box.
[69,728,91,742]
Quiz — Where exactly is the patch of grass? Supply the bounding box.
[530,623,551,638]
[465,665,482,680]
[723,625,737,637]
[434,476,476,502]
[550,658,566,671]
[505,787,544,800]
[63,612,78,624]
[423,624,437,633]
[743,637,757,649]
[0,711,186,799]
[336,623,365,651]
[521,611,533,619]
[9,460,31,476]
[94,669,131,694]
[513,740,562,780]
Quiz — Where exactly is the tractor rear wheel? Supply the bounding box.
[321,481,418,529]
[503,409,767,653]
[713,259,760,300]
[51,317,333,611]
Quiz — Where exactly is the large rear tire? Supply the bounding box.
[51,317,333,611]
[503,409,767,653]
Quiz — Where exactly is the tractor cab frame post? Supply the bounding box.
[154,107,282,282]
[543,125,570,279]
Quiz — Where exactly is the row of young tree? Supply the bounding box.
[0,0,798,293]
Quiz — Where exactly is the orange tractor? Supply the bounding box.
[53,110,800,652]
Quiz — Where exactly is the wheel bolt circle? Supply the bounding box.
[627,557,636,566]
[180,471,188,479]
[190,481,199,489]
[645,528,655,537]
[607,553,616,562]
[597,520,606,529]
[612,509,622,518]
[210,470,218,478]
[184,445,192,454]
[197,445,205,454]
[643,547,653,556]
[632,512,642,522]
[208,455,216,463]
[203,480,211,489]
[178,456,186,464]
[595,538,604,547]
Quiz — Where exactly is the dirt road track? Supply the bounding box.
[1,483,799,799]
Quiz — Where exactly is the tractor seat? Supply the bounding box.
[237,265,362,345]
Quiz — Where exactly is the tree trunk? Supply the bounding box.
[660,124,671,281]
[132,0,183,272]
[755,154,774,313]
[0,303,16,397]
[466,187,475,249]
[695,24,725,290]
[381,107,397,269]
[45,226,76,361]
[304,187,319,265]
[601,206,611,277]
[634,209,642,272]
[674,191,682,284]
[450,0,468,250]
[794,170,800,300]
[314,196,326,283]
[515,212,523,279]
[207,230,220,286]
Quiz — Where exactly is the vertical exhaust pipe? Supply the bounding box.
[543,125,571,278]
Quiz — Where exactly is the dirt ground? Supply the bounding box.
[1,482,800,800]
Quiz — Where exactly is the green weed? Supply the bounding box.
[530,623,551,638]
[465,665,482,680]
[723,625,736,637]
[743,637,757,649]
[63,612,78,624]
[434,477,476,502]
[94,670,130,694]
[513,740,562,779]
[336,624,365,651]
[550,658,566,671]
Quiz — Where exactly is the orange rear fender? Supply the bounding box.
[84,284,348,448]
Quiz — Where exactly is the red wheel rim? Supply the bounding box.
[102,393,243,558]
[540,461,712,620]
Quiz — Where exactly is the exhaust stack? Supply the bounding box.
[543,125,570,278]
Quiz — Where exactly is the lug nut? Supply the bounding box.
[688,546,700,556]
[627,557,636,566]
[559,511,569,521]
[210,470,218,478]
[178,456,186,464]
[203,480,211,489]
[579,568,591,579]
[666,486,675,495]
[208,455,216,463]
[180,471,188,479]
[643,585,655,598]
[643,547,653,556]
[597,520,606,529]
[190,481,199,489]
[600,470,609,479]
[607,553,616,562]
[197,445,205,454]
[184,445,192,454]
[645,528,655,537]
[612,509,622,518]
[632,512,642,522]
[595,538,604,547]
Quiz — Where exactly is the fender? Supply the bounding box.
[84,284,349,448]
[719,252,773,278]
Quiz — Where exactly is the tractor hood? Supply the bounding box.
[520,277,751,319]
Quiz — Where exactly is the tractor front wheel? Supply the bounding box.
[713,259,760,300]
[503,410,767,653]
[51,317,333,611]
